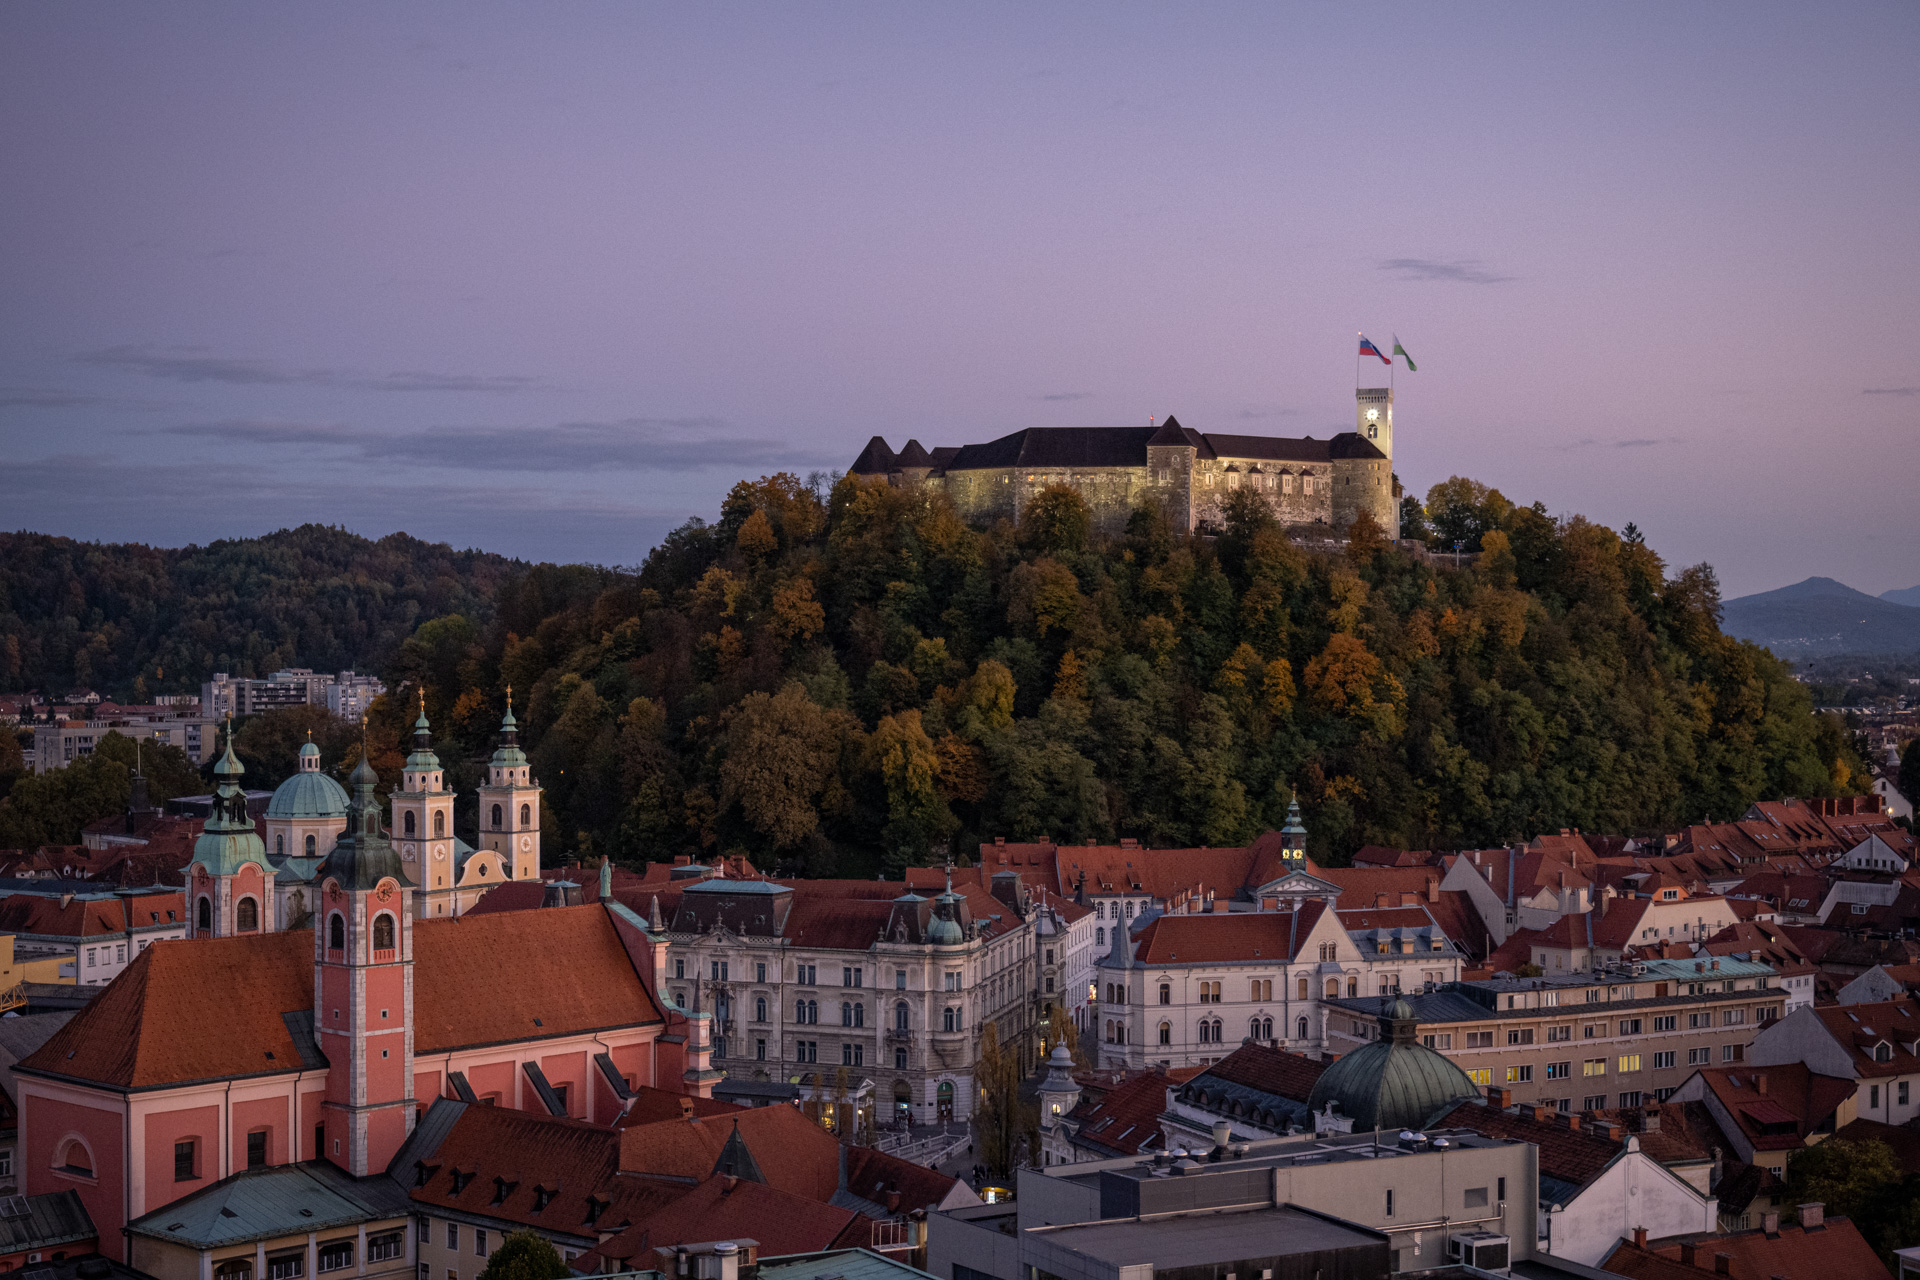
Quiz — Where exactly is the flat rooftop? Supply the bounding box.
[1034,1204,1380,1268]
[1050,1127,1519,1191]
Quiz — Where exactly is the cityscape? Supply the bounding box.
[3,7,1919,1280]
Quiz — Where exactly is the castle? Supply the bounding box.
[850,386,1400,538]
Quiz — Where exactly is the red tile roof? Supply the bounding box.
[1194,1042,1327,1103]
[0,891,184,939]
[1688,1064,1855,1150]
[1069,1069,1186,1155]
[21,903,664,1089]
[615,1108,843,1203]
[843,1145,972,1213]
[580,1174,863,1271]
[1432,1100,1622,1187]
[1831,1116,1920,1176]
[1128,907,1321,966]
[1601,1216,1891,1280]
[1807,997,1920,1077]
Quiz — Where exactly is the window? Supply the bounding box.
[1618,1018,1642,1036]
[447,1223,458,1250]
[1160,982,1171,1005]
[1546,1061,1570,1079]
[374,913,396,951]
[519,803,531,826]
[318,1241,354,1273]
[1583,1059,1606,1077]
[1498,1177,1506,1203]
[328,913,345,951]
[844,966,863,987]
[674,958,685,980]
[1299,977,1310,1000]
[842,1043,864,1067]
[404,811,417,836]
[1653,1051,1676,1070]
[1724,1008,1746,1026]
[368,1233,405,1264]
[1689,1012,1711,1029]
[1251,979,1272,1002]
[943,1007,958,1032]
[1422,1033,1453,1050]
[1901,1082,1910,1106]
[1546,1024,1570,1042]
[1158,1021,1171,1045]
[800,964,818,986]
[305,834,316,856]
[1385,1189,1395,1217]
[491,803,503,829]
[1465,1031,1494,1049]
[197,896,213,932]
[1464,1187,1488,1209]
[174,1139,196,1182]
[1653,1015,1676,1032]
[551,1084,569,1113]
[894,1047,907,1069]
[1688,1047,1711,1065]
[1618,1091,1643,1108]
[434,811,445,837]
[1199,981,1221,1004]
[757,1038,768,1061]
[1722,1043,1744,1062]
[1583,1095,1608,1111]
[1508,1029,1534,1046]
[944,971,960,992]
[1618,1054,1641,1074]
[755,996,767,1022]
[1506,1065,1533,1083]
[895,969,906,989]
[247,1130,268,1170]
[712,960,728,981]
[1870,1084,1881,1108]
[474,1230,487,1257]
[1466,1068,1493,1086]
[267,1255,304,1280]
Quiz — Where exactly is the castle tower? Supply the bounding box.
[391,693,456,897]
[186,724,276,937]
[476,688,542,881]
[1356,386,1393,458]
[314,750,416,1176]
[1334,387,1399,536]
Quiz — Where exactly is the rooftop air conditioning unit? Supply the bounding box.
[1448,1232,1510,1273]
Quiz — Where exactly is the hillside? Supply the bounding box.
[1720,576,1920,658]
[1881,584,1920,608]
[358,474,1863,870]
[0,525,520,699]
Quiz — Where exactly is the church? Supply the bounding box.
[850,387,1400,538]
[247,695,540,928]
[16,721,710,1260]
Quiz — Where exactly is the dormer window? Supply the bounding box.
[1875,1042,1893,1062]
[532,1185,555,1212]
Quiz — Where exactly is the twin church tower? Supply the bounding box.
[183,693,542,944]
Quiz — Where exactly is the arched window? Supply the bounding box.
[196,896,212,932]
[1346,977,1358,998]
[1298,977,1309,1000]
[1158,1021,1171,1045]
[1158,982,1171,1005]
[373,913,396,950]
[895,1002,909,1031]
[842,1002,854,1027]
[520,803,531,825]
[491,804,502,830]
[57,1139,92,1177]
[328,913,345,951]
[795,999,807,1023]
[1096,927,1105,947]
[275,834,284,856]
[433,811,444,837]
[403,811,416,836]
[1325,979,1338,999]
[853,1002,865,1028]
[235,897,258,932]
[1211,1018,1223,1043]
[304,834,316,856]
[1297,1016,1309,1040]
[1261,1016,1273,1039]
[806,999,818,1024]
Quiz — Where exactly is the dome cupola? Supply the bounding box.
[1306,995,1479,1132]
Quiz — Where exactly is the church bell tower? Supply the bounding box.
[390,692,455,896]
[476,688,541,881]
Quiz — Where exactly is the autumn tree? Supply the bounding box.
[720,684,852,852]
[974,1022,1035,1179]
[475,1232,569,1280]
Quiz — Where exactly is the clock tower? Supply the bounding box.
[476,689,542,881]
[1356,386,1393,460]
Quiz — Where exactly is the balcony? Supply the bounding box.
[885,1027,914,1044]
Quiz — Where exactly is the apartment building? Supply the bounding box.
[659,873,1038,1125]
[201,669,385,722]
[1326,957,1785,1111]
[30,717,218,773]
[1745,995,1920,1126]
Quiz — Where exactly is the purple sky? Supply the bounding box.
[3,4,1916,596]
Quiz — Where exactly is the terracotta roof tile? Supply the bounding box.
[1192,1042,1327,1103]
[1069,1070,1178,1155]
[1807,996,1920,1077]
[407,1101,662,1234]
[1129,909,1318,966]
[1689,1063,1855,1149]
[580,1174,862,1271]
[842,1145,969,1213]
[615,1107,842,1202]
[1433,1100,1622,1187]
[1601,1216,1890,1280]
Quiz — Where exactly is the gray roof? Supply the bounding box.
[1307,999,1480,1131]
[758,1250,940,1280]
[0,1012,77,1065]
[127,1162,410,1247]
[1032,1204,1384,1269]
[0,1190,95,1253]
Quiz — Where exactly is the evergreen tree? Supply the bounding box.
[475,1232,569,1280]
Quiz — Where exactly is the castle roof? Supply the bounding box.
[943,425,1162,471]
[848,436,896,475]
[893,438,933,468]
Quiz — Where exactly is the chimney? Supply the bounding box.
[1560,1113,1581,1131]
[1376,892,1390,908]
[1762,1211,1779,1237]
[886,1189,901,1213]
[1427,875,1440,903]
[1713,1252,1733,1275]
[1680,1243,1698,1266]
[1640,1106,1661,1133]
[1488,1087,1513,1108]
[1632,1227,1648,1249]
[1754,1073,1767,1096]
[679,1097,695,1119]
[714,1242,741,1280]
[1798,1202,1824,1230]
[1530,1104,1555,1122]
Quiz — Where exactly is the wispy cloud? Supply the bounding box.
[1863,386,1920,397]
[78,345,548,393]
[161,416,831,473]
[1378,258,1515,285]
[1557,435,1677,451]
[1036,392,1093,402]
[1235,406,1303,420]
[0,387,106,408]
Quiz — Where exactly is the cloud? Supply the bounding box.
[1235,406,1303,420]
[161,416,832,473]
[1556,435,1676,451]
[0,387,106,408]
[1036,392,1093,402]
[1378,258,1516,285]
[1614,437,1668,448]
[1863,387,1920,397]
[77,345,547,393]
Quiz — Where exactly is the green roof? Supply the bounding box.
[759,1249,938,1280]
[1306,997,1480,1132]
[126,1162,408,1247]
[266,769,350,820]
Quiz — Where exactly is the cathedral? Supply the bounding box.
[191,693,540,934]
[850,387,1400,538]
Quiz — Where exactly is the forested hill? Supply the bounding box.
[0,525,519,699]
[365,474,1863,872]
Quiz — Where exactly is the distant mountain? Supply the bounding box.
[1881,583,1920,607]
[1721,576,1920,657]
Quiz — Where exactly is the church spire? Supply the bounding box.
[1281,789,1308,868]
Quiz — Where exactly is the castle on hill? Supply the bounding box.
[850,386,1400,537]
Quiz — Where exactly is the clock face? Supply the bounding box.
[1365,408,1380,422]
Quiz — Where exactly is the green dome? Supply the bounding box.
[267,769,349,820]
[1306,996,1479,1132]
[192,727,272,877]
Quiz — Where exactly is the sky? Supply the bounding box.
[2,3,1916,597]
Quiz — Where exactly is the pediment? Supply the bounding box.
[1255,870,1343,898]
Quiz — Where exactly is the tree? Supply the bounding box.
[1899,739,1920,814]
[1782,1138,1917,1262]
[1019,484,1091,556]
[974,1022,1034,1179]
[720,684,850,852]
[867,710,953,875]
[475,1231,569,1280]
[1045,1003,1088,1069]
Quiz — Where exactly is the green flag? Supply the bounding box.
[1392,335,1416,371]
